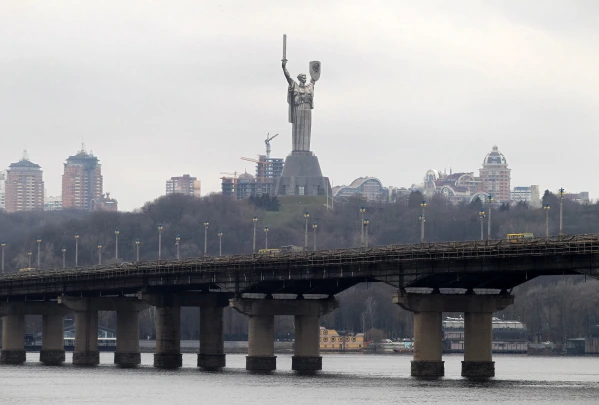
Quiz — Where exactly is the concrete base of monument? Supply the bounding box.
[154,353,183,369]
[291,356,322,372]
[40,350,65,365]
[197,353,226,370]
[114,352,141,367]
[274,154,331,196]
[461,361,495,378]
[0,350,26,365]
[411,360,445,377]
[73,351,100,366]
[246,356,277,372]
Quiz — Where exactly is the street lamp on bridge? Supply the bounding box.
[559,188,565,238]
[479,209,485,241]
[36,237,42,270]
[359,206,366,247]
[74,233,79,267]
[420,200,426,243]
[304,211,310,251]
[175,235,181,260]
[252,216,258,254]
[135,239,140,262]
[218,231,223,256]
[1,241,5,274]
[363,218,370,247]
[312,221,318,251]
[544,204,551,237]
[97,243,103,265]
[158,224,163,260]
[61,248,66,269]
[487,195,493,240]
[114,229,120,260]
[264,226,269,250]
[204,220,209,256]
[27,251,32,269]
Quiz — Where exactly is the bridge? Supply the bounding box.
[0,235,597,378]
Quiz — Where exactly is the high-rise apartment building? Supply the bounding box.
[166,174,201,197]
[62,146,103,211]
[0,170,6,210]
[5,152,45,212]
[479,145,511,202]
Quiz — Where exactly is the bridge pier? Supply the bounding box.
[115,309,142,367]
[462,312,494,378]
[231,297,338,372]
[394,291,513,378]
[73,308,99,365]
[1,314,26,364]
[154,301,182,369]
[198,306,226,370]
[40,313,66,365]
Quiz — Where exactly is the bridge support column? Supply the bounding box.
[40,314,65,365]
[231,297,338,372]
[462,312,494,378]
[292,315,321,372]
[393,291,513,379]
[73,309,99,365]
[198,306,225,370]
[154,304,182,369]
[115,310,141,367]
[1,314,26,364]
[247,314,276,371]
[412,311,444,377]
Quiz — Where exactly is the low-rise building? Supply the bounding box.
[44,195,63,211]
[333,177,389,202]
[319,327,365,352]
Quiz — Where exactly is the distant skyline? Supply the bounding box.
[2,1,598,211]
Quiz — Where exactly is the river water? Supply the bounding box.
[1,353,598,404]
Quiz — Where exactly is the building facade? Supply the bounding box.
[319,327,365,352]
[479,145,511,202]
[166,174,201,197]
[61,147,103,211]
[0,170,6,210]
[5,153,45,213]
[511,185,541,206]
[44,195,63,211]
[91,192,118,212]
[333,177,389,202]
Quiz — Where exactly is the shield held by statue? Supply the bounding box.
[309,61,321,81]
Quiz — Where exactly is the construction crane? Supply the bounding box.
[265,133,279,158]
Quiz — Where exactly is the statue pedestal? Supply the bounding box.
[274,152,331,196]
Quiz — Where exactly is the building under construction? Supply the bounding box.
[221,133,284,199]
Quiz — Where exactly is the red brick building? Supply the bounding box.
[5,153,44,213]
[62,147,103,211]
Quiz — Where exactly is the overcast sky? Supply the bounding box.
[2,1,598,210]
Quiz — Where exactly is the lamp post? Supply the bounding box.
[175,235,181,260]
[158,223,163,260]
[359,206,366,247]
[420,200,427,243]
[252,216,258,254]
[544,204,551,237]
[204,220,209,256]
[1,241,5,274]
[363,219,370,247]
[264,226,269,249]
[479,209,485,241]
[559,188,565,238]
[487,195,493,240]
[304,211,310,251]
[74,233,79,267]
[135,239,140,262]
[97,243,103,265]
[218,231,223,256]
[27,251,32,269]
[61,248,66,269]
[36,237,42,270]
[312,221,318,251]
[114,229,120,260]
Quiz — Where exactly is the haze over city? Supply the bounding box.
[2,1,599,211]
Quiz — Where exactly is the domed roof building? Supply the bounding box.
[479,145,511,202]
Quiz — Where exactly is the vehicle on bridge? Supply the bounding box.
[507,233,534,242]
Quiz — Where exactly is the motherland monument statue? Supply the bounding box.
[274,34,331,197]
